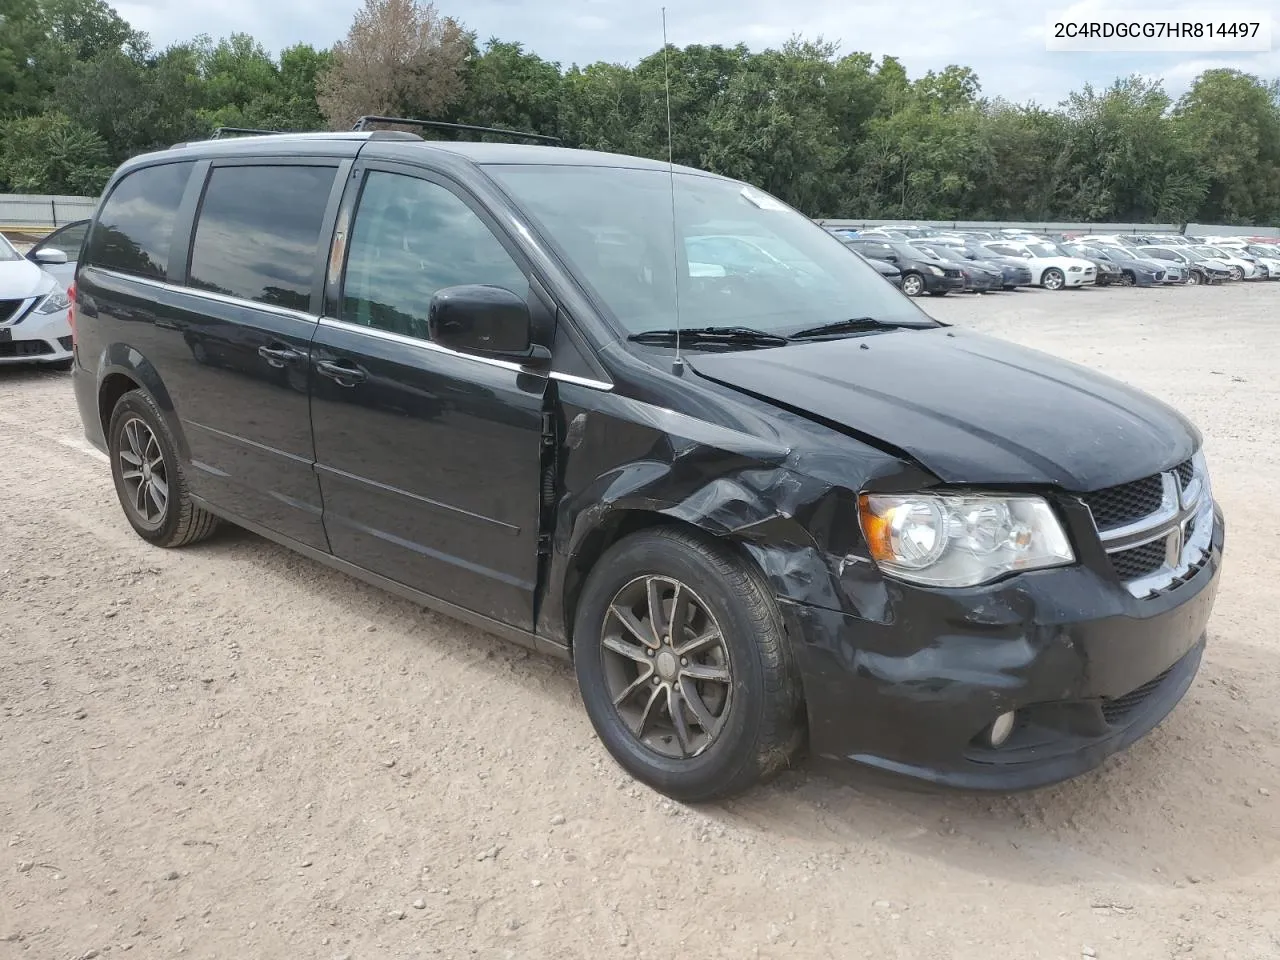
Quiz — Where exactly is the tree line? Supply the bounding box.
[3,0,1280,225]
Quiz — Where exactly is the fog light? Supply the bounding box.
[988,711,1016,747]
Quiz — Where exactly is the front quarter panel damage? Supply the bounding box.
[539,384,924,649]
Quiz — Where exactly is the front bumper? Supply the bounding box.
[781,508,1224,790]
[924,273,965,293]
[1063,268,1095,287]
[0,303,72,365]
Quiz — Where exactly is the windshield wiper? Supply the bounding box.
[628,326,790,347]
[788,317,926,341]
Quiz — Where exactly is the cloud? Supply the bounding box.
[114,0,1279,104]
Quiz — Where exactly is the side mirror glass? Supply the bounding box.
[428,285,544,363]
[35,248,69,265]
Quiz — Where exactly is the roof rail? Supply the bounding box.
[211,126,282,139]
[351,115,562,146]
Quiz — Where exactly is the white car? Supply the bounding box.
[1243,244,1280,279]
[982,240,1096,290]
[1,232,73,370]
[1193,245,1262,281]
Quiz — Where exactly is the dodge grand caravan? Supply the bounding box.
[71,123,1224,800]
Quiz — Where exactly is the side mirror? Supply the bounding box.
[428,284,548,365]
[883,253,898,262]
[34,248,69,265]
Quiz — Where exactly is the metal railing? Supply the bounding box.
[0,194,98,233]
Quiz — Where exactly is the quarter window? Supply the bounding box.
[187,164,337,312]
[340,171,526,339]
[85,162,194,279]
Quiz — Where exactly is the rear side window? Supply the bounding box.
[187,165,337,312]
[85,162,194,279]
[340,171,526,339]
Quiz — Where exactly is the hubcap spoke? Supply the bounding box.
[667,583,689,646]
[631,684,663,740]
[134,478,149,515]
[602,633,651,665]
[150,474,169,510]
[119,449,142,468]
[120,468,143,482]
[675,629,721,658]
[644,577,667,644]
[612,666,655,707]
[666,685,693,758]
[609,603,657,650]
[681,662,731,684]
[679,676,721,736]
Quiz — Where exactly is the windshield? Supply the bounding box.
[1195,246,1230,258]
[907,244,949,262]
[488,164,932,335]
[0,233,20,262]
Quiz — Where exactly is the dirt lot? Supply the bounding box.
[2,283,1277,960]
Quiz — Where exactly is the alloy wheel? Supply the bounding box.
[902,274,924,296]
[1187,271,1200,285]
[599,575,733,760]
[118,417,169,527]
[1043,269,1065,290]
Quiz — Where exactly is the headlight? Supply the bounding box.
[35,290,71,314]
[925,264,944,276]
[857,492,1074,587]
[1068,265,1083,272]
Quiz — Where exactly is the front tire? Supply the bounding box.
[108,390,220,547]
[1229,266,1244,281]
[1186,270,1201,285]
[1042,268,1065,290]
[900,272,925,297]
[572,527,803,802]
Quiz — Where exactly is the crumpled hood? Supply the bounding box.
[688,327,1198,491]
[0,258,56,301]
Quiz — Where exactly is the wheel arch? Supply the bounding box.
[95,345,190,461]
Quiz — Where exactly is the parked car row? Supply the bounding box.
[824,224,1280,295]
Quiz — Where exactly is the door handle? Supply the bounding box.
[258,344,301,368]
[315,359,367,386]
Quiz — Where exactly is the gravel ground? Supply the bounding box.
[1,282,1277,960]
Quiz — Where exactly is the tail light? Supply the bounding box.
[67,284,77,347]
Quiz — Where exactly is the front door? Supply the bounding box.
[310,165,547,629]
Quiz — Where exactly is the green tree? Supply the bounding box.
[1174,69,1280,224]
[0,110,113,193]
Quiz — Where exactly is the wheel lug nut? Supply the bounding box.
[680,658,688,666]
[652,676,660,685]
[646,648,654,657]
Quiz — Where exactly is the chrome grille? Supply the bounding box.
[1084,457,1212,599]
[1110,539,1167,580]
[1082,474,1164,530]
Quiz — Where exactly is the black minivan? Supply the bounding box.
[70,125,1224,800]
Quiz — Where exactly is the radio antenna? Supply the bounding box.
[661,7,684,376]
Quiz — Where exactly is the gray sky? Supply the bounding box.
[115,0,1280,105]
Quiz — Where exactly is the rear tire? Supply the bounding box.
[108,390,220,547]
[572,527,803,802]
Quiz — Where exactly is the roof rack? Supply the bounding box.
[211,127,283,139]
[351,115,562,146]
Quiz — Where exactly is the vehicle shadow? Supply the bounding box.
[191,525,1277,890]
